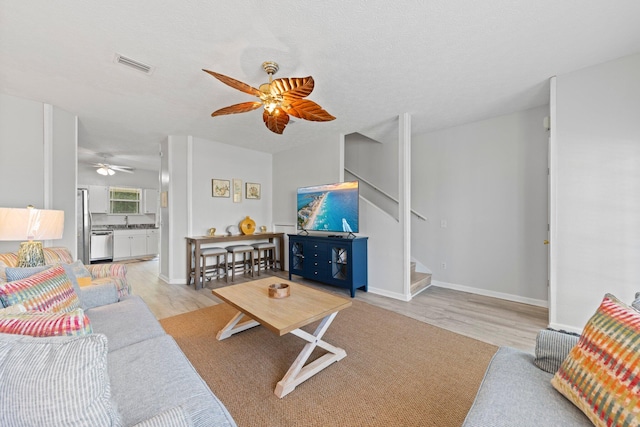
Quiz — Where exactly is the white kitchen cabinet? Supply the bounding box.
[88,185,109,213]
[113,229,147,260]
[143,189,159,214]
[146,229,159,255]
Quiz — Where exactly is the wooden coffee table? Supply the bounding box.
[212,277,352,398]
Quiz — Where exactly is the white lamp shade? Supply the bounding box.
[0,207,64,241]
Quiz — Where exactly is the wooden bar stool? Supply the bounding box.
[225,245,254,282]
[252,242,276,276]
[200,247,227,287]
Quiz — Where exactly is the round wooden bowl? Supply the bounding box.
[268,283,290,299]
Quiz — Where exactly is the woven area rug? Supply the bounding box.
[160,299,497,427]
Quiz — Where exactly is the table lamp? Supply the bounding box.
[0,206,64,267]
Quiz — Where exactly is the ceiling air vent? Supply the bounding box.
[114,53,154,74]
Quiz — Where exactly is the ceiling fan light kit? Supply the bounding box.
[96,166,115,176]
[203,61,335,134]
[91,155,135,175]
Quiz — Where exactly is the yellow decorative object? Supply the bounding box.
[239,216,256,235]
[208,228,216,236]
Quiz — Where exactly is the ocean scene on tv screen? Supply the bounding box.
[297,181,359,233]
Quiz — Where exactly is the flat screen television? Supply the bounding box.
[296,181,359,233]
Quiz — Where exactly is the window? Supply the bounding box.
[109,187,141,214]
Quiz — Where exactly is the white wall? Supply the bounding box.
[191,137,272,236]
[0,93,77,254]
[550,52,640,331]
[272,139,343,226]
[160,135,273,284]
[412,106,549,306]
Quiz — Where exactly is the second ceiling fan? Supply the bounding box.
[203,61,335,134]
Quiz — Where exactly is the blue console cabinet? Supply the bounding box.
[288,234,368,297]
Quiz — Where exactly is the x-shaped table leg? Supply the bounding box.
[274,312,346,398]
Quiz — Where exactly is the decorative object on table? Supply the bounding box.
[239,216,256,235]
[208,228,216,236]
[0,206,64,267]
[232,179,242,203]
[268,283,290,299]
[226,225,240,236]
[202,61,335,135]
[246,182,261,200]
[212,179,230,198]
[260,225,267,233]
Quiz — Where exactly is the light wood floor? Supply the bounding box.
[127,258,548,353]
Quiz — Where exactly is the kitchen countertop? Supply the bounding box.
[92,225,159,231]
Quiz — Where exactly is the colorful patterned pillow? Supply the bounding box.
[5,265,48,282]
[0,265,80,313]
[551,294,640,427]
[0,308,92,337]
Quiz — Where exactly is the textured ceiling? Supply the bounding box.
[1,0,640,172]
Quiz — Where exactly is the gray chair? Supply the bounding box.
[252,242,276,276]
[225,245,254,282]
[200,247,227,286]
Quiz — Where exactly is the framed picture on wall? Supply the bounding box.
[212,179,230,198]
[246,182,261,199]
[233,179,242,203]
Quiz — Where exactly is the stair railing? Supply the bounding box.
[344,167,427,221]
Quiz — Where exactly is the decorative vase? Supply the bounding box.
[239,216,256,235]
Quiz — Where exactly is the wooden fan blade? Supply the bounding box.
[271,76,314,99]
[282,99,336,122]
[211,102,263,117]
[202,69,261,97]
[262,109,290,134]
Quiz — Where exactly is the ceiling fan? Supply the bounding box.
[202,61,335,134]
[90,157,134,175]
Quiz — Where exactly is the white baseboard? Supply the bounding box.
[159,274,185,286]
[432,280,549,308]
[368,286,411,302]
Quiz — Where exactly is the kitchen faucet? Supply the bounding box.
[124,215,129,227]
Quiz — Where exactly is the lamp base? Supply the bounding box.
[17,241,45,267]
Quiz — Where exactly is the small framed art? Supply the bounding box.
[212,179,230,198]
[246,182,261,199]
[233,179,242,203]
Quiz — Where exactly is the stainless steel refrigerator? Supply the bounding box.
[77,188,91,264]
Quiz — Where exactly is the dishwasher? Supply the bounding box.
[90,230,114,262]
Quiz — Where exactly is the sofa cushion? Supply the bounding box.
[108,334,236,427]
[462,347,590,427]
[533,329,580,374]
[0,265,80,313]
[552,294,640,427]
[86,295,165,352]
[0,333,121,426]
[132,406,193,427]
[4,265,48,281]
[0,308,92,337]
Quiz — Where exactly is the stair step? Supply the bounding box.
[410,261,416,274]
[410,271,431,295]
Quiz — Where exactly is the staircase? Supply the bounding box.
[410,262,431,296]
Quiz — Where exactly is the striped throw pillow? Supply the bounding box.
[551,294,640,427]
[0,265,80,313]
[534,329,580,374]
[0,308,92,337]
[5,265,48,281]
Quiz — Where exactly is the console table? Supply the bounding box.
[186,232,285,288]
[288,234,368,297]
